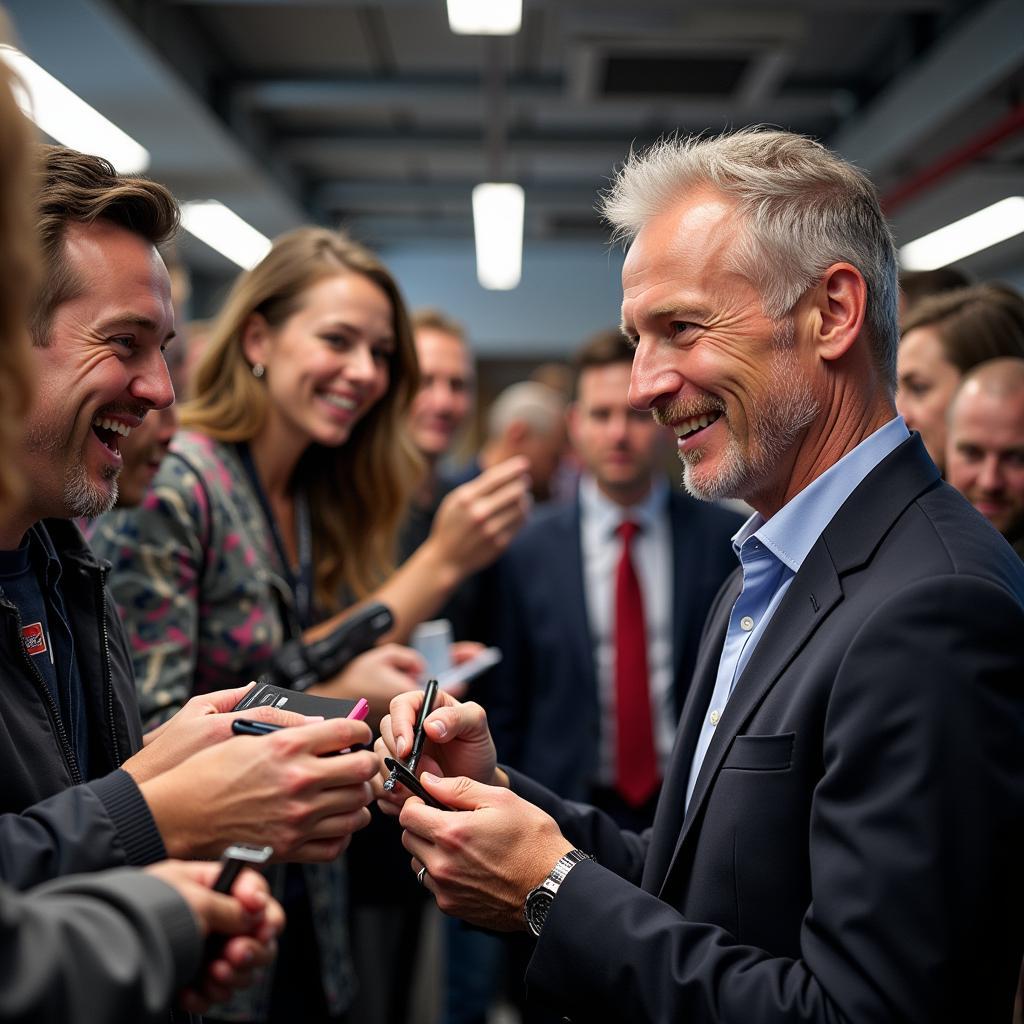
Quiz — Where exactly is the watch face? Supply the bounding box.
[526,888,554,937]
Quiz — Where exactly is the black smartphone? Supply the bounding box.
[212,842,274,893]
[200,843,274,974]
[383,757,458,812]
[269,601,394,691]
[232,681,356,719]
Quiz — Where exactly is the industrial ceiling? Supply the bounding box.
[7,0,1024,326]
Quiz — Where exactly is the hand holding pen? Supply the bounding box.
[383,677,438,790]
[380,678,465,811]
[381,679,459,809]
[375,684,501,816]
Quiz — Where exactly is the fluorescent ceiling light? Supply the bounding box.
[900,196,1024,271]
[180,200,272,271]
[472,183,524,290]
[0,45,149,174]
[447,0,522,35]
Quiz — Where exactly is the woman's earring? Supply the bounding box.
[252,362,265,379]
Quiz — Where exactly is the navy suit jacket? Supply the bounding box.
[481,486,742,800]
[509,435,1024,1022]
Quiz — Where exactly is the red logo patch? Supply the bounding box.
[22,622,46,656]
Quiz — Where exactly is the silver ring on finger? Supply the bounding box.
[417,865,428,887]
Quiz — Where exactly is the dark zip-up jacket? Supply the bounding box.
[0,519,165,889]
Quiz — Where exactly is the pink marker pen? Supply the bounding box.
[347,697,369,721]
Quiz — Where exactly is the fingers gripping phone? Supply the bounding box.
[200,843,274,973]
[213,842,274,893]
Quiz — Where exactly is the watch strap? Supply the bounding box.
[524,849,594,936]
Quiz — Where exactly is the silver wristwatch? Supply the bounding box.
[524,849,594,937]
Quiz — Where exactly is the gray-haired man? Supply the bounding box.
[376,128,1024,1023]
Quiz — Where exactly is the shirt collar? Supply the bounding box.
[27,523,64,582]
[579,472,669,538]
[732,416,910,573]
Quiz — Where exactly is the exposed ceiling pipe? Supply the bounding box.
[881,104,1024,215]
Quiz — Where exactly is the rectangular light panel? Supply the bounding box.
[900,196,1024,270]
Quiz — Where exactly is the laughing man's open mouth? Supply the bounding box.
[91,415,133,455]
[674,409,723,441]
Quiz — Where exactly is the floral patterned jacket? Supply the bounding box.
[88,430,356,1021]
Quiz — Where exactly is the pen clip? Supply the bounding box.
[382,757,457,811]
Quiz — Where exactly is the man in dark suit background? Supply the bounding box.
[377,126,1024,1023]
[485,329,741,831]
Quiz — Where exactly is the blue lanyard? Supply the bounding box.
[235,442,315,630]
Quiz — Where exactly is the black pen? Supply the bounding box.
[384,677,438,791]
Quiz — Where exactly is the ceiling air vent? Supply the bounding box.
[601,53,751,97]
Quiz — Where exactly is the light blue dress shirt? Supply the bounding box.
[684,416,911,810]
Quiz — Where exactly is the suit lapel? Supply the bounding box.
[667,495,710,702]
[658,543,843,892]
[668,496,689,689]
[563,498,598,704]
[642,573,737,891]
[653,433,942,897]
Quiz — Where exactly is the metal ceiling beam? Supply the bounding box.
[234,73,563,109]
[282,129,658,162]
[101,0,308,209]
[233,73,847,117]
[334,210,608,244]
[831,0,1024,172]
[315,180,599,209]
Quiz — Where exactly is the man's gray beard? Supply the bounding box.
[680,328,820,504]
[63,457,119,518]
[24,422,119,519]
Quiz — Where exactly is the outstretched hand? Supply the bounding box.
[428,456,532,578]
[141,717,378,861]
[125,682,320,783]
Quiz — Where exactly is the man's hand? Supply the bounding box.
[143,859,285,1014]
[374,689,504,814]
[308,644,425,730]
[139,718,377,861]
[428,456,531,577]
[124,683,320,784]
[400,774,573,931]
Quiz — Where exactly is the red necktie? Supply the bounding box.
[614,520,659,806]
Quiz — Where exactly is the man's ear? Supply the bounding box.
[565,402,580,447]
[802,263,867,364]
[505,419,530,447]
[240,313,272,369]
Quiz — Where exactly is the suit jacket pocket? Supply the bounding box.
[722,732,795,771]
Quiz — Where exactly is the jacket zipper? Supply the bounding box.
[95,565,122,767]
[2,598,82,785]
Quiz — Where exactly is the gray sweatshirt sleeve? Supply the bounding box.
[0,867,201,1023]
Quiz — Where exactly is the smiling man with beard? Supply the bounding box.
[374,128,1024,1024]
[0,146,381,913]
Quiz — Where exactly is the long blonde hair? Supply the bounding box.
[183,226,422,609]
[0,28,39,507]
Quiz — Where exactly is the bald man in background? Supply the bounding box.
[946,357,1024,558]
[452,380,567,503]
